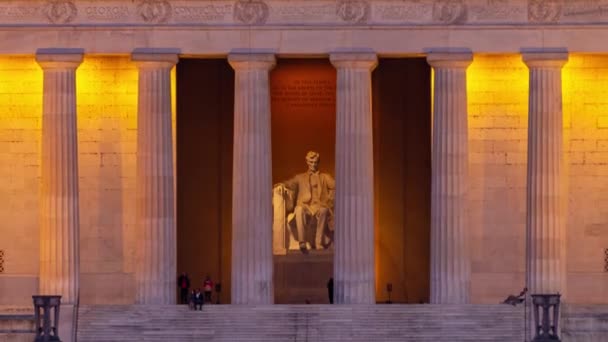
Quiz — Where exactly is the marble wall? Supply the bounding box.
[1,54,607,305]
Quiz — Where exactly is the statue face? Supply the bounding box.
[307,158,319,172]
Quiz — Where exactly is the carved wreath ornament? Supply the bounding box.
[432,0,467,24]
[528,0,561,23]
[336,0,370,24]
[137,0,172,23]
[234,0,270,25]
[43,0,77,24]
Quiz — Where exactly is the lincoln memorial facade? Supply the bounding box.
[0,0,607,341]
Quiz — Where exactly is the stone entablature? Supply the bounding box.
[1,1,608,55]
[0,0,607,27]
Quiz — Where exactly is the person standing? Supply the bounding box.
[194,289,204,310]
[177,272,191,305]
[327,277,334,304]
[203,275,214,304]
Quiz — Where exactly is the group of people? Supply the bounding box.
[178,273,216,310]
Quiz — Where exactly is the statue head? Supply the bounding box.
[306,151,320,172]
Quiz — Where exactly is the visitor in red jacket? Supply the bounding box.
[203,275,214,304]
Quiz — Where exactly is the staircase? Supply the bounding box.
[0,307,35,342]
[78,304,525,342]
[562,304,608,342]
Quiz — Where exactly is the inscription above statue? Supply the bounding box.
[273,151,335,255]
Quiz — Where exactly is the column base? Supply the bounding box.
[58,303,76,342]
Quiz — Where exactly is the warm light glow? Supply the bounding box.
[0,56,43,276]
[0,56,43,129]
[467,54,529,123]
[77,56,139,131]
[562,54,608,131]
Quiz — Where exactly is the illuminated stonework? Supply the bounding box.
[1,0,608,26]
[0,0,606,333]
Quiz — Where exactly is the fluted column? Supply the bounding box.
[427,51,473,304]
[228,52,275,304]
[132,51,178,304]
[330,51,377,304]
[37,50,83,304]
[523,51,568,297]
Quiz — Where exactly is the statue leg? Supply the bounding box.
[315,207,329,249]
[294,206,307,247]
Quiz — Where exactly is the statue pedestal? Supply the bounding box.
[273,250,333,304]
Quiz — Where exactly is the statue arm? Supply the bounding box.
[275,175,298,192]
[326,174,335,190]
[325,174,336,203]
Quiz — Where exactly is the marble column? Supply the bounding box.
[132,51,178,304]
[330,51,377,304]
[523,51,568,296]
[427,51,473,304]
[228,52,275,304]
[37,50,83,305]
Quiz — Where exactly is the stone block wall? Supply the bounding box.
[467,54,529,303]
[0,57,42,304]
[0,56,145,305]
[563,56,608,304]
[0,54,606,306]
[76,57,139,304]
[468,54,608,304]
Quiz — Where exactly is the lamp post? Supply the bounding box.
[32,295,62,342]
[386,283,393,304]
[531,294,561,342]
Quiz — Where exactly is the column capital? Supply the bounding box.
[522,49,568,69]
[426,50,473,69]
[36,48,83,70]
[132,48,179,69]
[228,52,276,71]
[330,50,377,70]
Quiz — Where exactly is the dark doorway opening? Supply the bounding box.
[176,58,234,304]
[271,58,336,304]
[175,57,431,305]
[372,58,432,304]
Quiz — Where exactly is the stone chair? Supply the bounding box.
[272,186,334,255]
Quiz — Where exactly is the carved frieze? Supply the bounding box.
[0,6,40,21]
[467,1,525,23]
[562,1,608,20]
[271,3,335,23]
[527,0,561,23]
[234,0,269,25]
[137,0,172,24]
[43,0,77,24]
[432,0,467,24]
[173,4,232,21]
[84,5,130,20]
[0,0,606,26]
[336,0,370,24]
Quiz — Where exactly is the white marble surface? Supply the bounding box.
[36,51,83,306]
[331,51,377,305]
[0,1,606,26]
[133,52,178,305]
[229,52,275,305]
[428,51,473,304]
[523,51,569,295]
[0,1,604,54]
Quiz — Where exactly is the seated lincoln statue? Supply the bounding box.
[273,151,335,254]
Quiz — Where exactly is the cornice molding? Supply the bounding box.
[0,0,606,28]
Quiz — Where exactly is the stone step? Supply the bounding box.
[0,314,35,332]
[78,304,525,341]
[0,313,35,342]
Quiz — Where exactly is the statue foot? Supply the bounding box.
[299,242,309,254]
